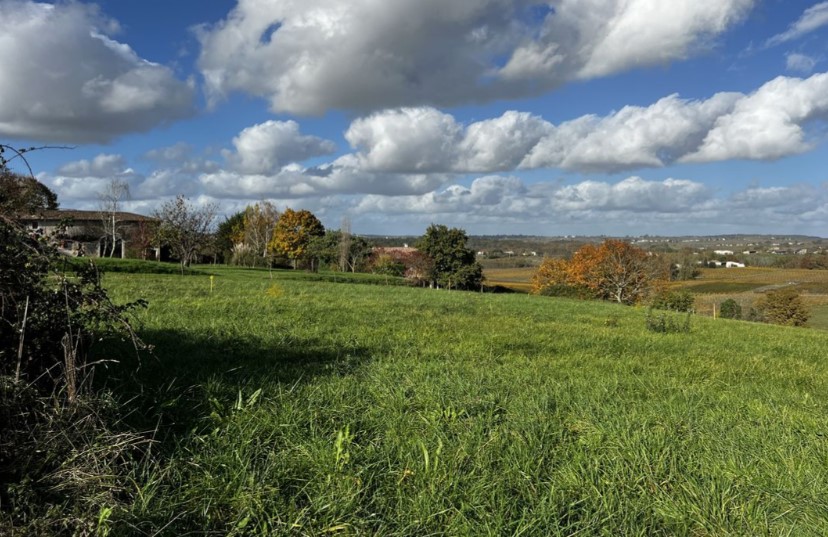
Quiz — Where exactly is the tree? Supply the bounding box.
[127,219,158,260]
[757,288,810,326]
[338,216,353,272]
[306,231,341,271]
[215,210,246,264]
[98,178,131,257]
[531,257,572,294]
[268,208,325,269]
[672,248,701,280]
[531,240,665,305]
[154,195,218,273]
[415,224,483,290]
[243,201,280,261]
[0,170,58,216]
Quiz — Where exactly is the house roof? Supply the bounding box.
[17,209,156,223]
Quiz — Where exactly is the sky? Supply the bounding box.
[2,0,828,237]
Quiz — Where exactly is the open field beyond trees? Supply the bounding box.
[486,265,828,330]
[42,265,828,534]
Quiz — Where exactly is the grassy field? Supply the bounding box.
[486,265,828,330]
[70,265,828,535]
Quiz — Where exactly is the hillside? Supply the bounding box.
[76,268,828,533]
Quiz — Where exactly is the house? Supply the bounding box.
[725,261,745,268]
[713,250,734,256]
[17,209,157,259]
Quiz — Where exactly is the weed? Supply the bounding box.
[645,309,692,333]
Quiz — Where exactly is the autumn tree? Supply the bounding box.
[532,240,665,305]
[530,257,581,296]
[269,208,325,269]
[415,224,483,290]
[583,239,664,304]
[154,195,218,273]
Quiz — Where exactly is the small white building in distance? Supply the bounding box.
[714,250,734,255]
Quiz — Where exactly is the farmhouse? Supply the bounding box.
[17,209,157,259]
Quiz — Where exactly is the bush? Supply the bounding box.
[645,310,691,334]
[1,214,149,533]
[719,299,742,320]
[756,288,810,326]
[650,289,695,312]
[538,283,592,299]
[1,217,147,393]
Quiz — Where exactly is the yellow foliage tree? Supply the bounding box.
[530,258,571,294]
[268,208,325,268]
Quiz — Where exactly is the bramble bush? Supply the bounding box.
[1,147,151,533]
[719,298,742,320]
[650,289,695,312]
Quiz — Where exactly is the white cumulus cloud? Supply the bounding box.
[683,72,828,162]
[197,0,754,114]
[225,120,337,174]
[339,71,828,174]
[0,1,195,143]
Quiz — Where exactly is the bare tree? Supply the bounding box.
[338,216,352,272]
[154,195,218,273]
[98,178,130,258]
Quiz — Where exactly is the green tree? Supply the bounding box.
[269,208,325,269]
[757,288,810,326]
[415,224,483,290]
[672,249,701,280]
[0,170,59,216]
[215,210,246,264]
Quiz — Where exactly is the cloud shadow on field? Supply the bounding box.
[94,328,371,448]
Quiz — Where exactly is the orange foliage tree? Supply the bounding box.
[532,240,667,305]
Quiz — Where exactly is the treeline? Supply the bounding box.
[214,202,484,290]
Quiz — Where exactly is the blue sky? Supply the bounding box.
[2,0,828,236]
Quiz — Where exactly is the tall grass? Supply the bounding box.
[58,267,828,534]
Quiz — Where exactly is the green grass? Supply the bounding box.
[807,304,828,331]
[84,267,828,535]
[61,256,208,275]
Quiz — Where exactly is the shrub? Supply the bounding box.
[756,288,810,327]
[645,310,691,333]
[538,283,591,299]
[650,289,695,312]
[719,299,742,320]
[1,213,149,533]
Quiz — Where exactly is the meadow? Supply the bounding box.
[78,266,828,534]
[485,265,828,330]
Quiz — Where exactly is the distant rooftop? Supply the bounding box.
[18,209,155,222]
